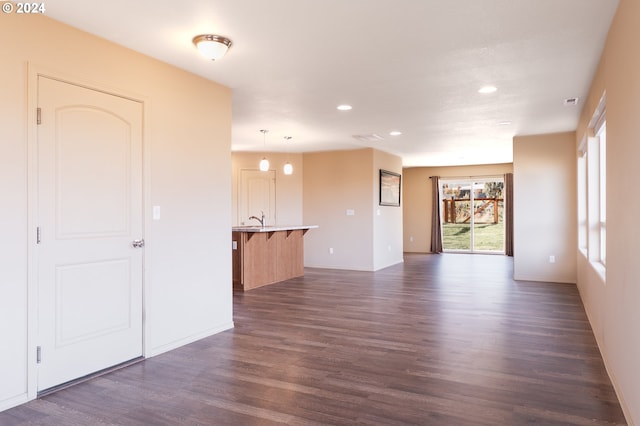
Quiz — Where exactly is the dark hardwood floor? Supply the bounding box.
[0,254,626,425]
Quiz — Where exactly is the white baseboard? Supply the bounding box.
[0,393,29,413]
[577,287,633,425]
[145,321,234,358]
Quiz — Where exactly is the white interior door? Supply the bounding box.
[239,169,276,226]
[36,76,144,391]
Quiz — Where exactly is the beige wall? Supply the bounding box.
[403,163,513,253]
[0,15,233,410]
[373,150,404,270]
[513,132,577,283]
[231,152,303,226]
[303,149,403,271]
[575,0,640,422]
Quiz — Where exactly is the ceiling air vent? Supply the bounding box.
[564,97,579,106]
[352,133,384,143]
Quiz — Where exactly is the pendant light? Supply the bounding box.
[283,136,293,175]
[259,130,269,171]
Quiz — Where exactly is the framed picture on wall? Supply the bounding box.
[379,169,401,206]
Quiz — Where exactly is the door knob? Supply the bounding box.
[132,239,145,248]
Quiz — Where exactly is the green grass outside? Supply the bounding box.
[442,223,504,252]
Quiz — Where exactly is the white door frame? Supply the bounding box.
[26,64,151,400]
[238,169,277,226]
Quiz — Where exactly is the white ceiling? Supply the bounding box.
[45,0,619,167]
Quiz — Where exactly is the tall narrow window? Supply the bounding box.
[577,135,587,254]
[597,122,606,265]
[584,92,606,273]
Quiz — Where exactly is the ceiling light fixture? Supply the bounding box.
[283,136,293,175]
[389,131,402,136]
[478,86,497,94]
[192,34,232,61]
[259,130,269,171]
[337,104,352,111]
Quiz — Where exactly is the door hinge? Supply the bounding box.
[36,227,41,244]
[37,107,42,125]
[36,346,42,364]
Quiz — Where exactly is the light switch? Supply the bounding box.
[232,241,237,250]
[346,209,355,216]
[153,206,161,220]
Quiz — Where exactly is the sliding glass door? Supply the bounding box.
[440,178,504,253]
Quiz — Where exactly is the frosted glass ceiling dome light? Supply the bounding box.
[192,34,232,61]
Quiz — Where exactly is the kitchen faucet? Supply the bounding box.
[248,211,265,227]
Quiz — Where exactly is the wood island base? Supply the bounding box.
[232,226,316,291]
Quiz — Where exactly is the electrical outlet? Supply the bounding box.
[329,247,334,255]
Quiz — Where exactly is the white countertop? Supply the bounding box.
[232,225,319,233]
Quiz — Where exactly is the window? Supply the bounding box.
[439,177,505,253]
[579,92,606,274]
[597,122,606,265]
[577,136,587,254]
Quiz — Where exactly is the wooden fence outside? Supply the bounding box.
[442,198,504,224]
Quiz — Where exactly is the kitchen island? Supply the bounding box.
[232,225,318,291]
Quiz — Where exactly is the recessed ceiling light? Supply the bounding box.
[478,86,497,94]
[498,121,512,126]
[337,105,352,111]
[389,131,402,136]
